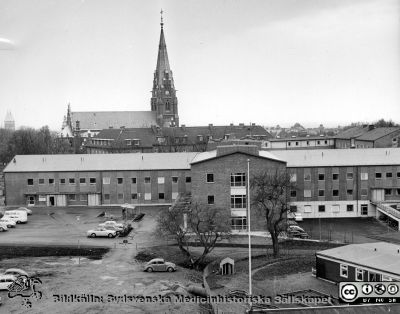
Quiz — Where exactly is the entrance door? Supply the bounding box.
[88,194,100,206]
[47,195,55,206]
[56,195,67,206]
[361,204,368,216]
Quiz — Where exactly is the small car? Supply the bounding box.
[287,225,305,233]
[0,275,17,290]
[287,230,310,239]
[4,268,29,277]
[87,228,117,238]
[144,258,177,272]
[3,215,25,224]
[0,222,8,232]
[0,218,16,228]
[98,221,124,229]
[16,207,33,215]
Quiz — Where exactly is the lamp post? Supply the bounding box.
[247,158,252,301]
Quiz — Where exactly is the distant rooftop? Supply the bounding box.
[356,127,400,141]
[4,153,199,173]
[71,111,157,130]
[272,147,400,167]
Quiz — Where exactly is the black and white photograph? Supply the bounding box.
[0,0,399,313]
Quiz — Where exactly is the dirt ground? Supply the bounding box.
[0,207,204,313]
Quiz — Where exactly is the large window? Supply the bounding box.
[318,173,325,181]
[332,173,339,181]
[231,173,246,187]
[304,190,311,198]
[361,172,368,180]
[208,195,215,205]
[318,205,325,212]
[172,176,178,183]
[332,189,339,197]
[80,178,86,185]
[89,178,96,185]
[231,195,246,208]
[38,178,45,185]
[207,173,214,183]
[231,217,247,231]
[144,177,151,184]
[158,177,165,184]
[117,178,124,184]
[318,189,325,197]
[103,177,110,185]
[49,178,54,185]
[346,172,354,180]
[69,178,75,185]
[304,173,311,181]
[131,177,137,184]
[27,179,34,186]
[347,204,354,212]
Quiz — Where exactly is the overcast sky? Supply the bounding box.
[0,0,399,130]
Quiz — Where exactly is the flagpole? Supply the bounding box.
[247,158,252,300]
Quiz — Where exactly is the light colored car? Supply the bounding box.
[0,218,16,228]
[287,225,305,233]
[3,211,27,224]
[0,275,16,290]
[4,268,29,277]
[0,222,8,232]
[144,258,177,273]
[16,207,33,215]
[99,221,124,229]
[87,228,117,238]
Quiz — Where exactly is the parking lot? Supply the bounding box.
[0,206,205,313]
[0,206,150,247]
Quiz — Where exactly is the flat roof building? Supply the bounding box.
[316,242,400,283]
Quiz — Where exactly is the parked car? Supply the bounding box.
[287,225,305,233]
[0,218,16,228]
[102,225,124,236]
[0,222,8,232]
[0,275,17,290]
[87,228,117,238]
[287,230,310,239]
[98,221,124,229]
[3,211,27,223]
[144,258,176,272]
[16,207,33,215]
[4,268,29,277]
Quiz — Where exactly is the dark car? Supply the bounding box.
[287,230,310,239]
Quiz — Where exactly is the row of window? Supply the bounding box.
[340,264,394,281]
[298,204,369,214]
[206,173,246,187]
[27,176,192,186]
[291,188,400,198]
[295,171,400,182]
[66,192,175,201]
[287,139,329,146]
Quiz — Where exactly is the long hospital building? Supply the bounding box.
[3,146,400,230]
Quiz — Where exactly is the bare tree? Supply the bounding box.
[156,198,231,268]
[187,203,231,267]
[251,170,296,257]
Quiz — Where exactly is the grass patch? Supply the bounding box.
[253,255,315,280]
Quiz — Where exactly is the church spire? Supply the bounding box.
[151,11,179,127]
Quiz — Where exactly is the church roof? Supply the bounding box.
[70,111,157,130]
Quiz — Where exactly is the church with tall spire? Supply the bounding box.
[151,10,179,127]
[61,11,179,137]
